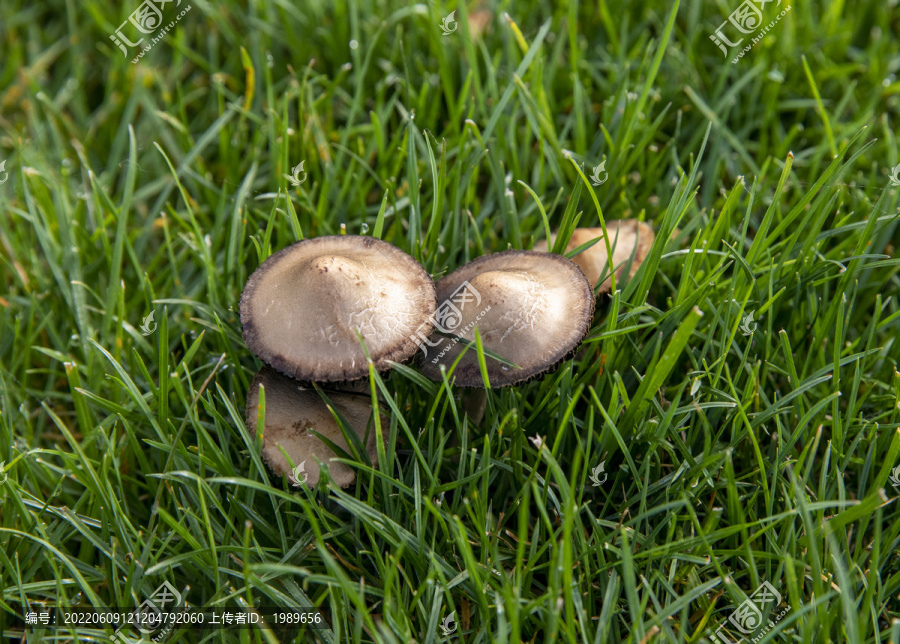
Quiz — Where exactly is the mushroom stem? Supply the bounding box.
[460,388,487,425]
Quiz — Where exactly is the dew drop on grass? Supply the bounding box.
[349,39,359,50]
[361,223,369,233]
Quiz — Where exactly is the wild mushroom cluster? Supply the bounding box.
[240,222,653,488]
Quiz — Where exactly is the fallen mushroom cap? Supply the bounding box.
[419,250,595,387]
[240,235,436,383]
[533,220,654,294]
[246,367,388,488]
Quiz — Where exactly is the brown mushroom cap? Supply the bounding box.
[246,367,388,488]
[240,235,436,383]
[419,250,594,387]
[533,220,654,294]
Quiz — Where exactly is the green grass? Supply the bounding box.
[2,0,900,642]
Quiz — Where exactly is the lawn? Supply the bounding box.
[1,0,900,642]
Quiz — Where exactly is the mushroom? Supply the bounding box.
[533,220,654,294]
[246,367,388,488]
[419,250,594,387]
[240,235,436,383]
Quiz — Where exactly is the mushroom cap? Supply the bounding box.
[533,220,654,294]
[419,250,594,387]
[246,367,388,488]
[240,235,436,383]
